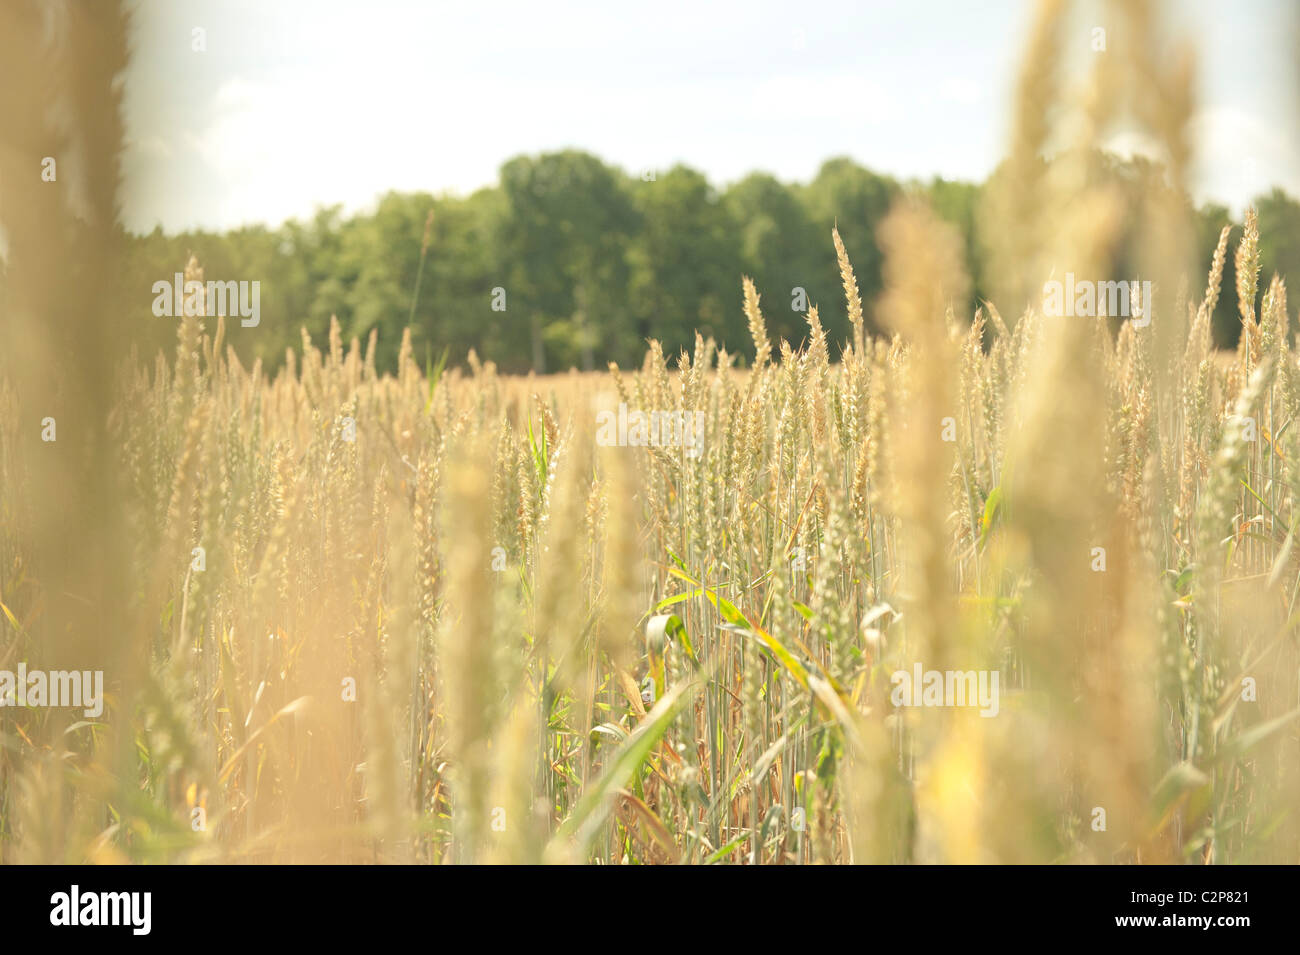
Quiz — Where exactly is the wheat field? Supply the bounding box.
[1,0,1298,865]
[2,214,1297,864]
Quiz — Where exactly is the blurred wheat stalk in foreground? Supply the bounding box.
[1,0,1298,863]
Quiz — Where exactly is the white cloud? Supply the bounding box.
[116,0,1294,232]
[750,72,898,123]
[940,76,982,106]
[1189,106,1300,213]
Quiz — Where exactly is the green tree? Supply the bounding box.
[1258,188,1300,339]
[625,164,740,360]
[497,150,638,371]
[723,172,822,348]
[802,158,898,342]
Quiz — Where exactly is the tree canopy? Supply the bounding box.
[112,151,1300,374]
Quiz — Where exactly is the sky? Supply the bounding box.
[118,0,1300,234]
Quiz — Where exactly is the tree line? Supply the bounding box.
[110,151,1300,374]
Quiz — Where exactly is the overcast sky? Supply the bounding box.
[119,0,1299,234]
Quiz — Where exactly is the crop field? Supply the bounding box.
[3,212,1298,864]
[0,0,1297,866]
